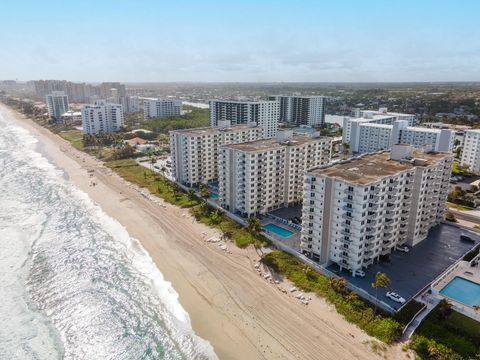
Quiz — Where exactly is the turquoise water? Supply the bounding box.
[263,223,294,238]
[440,276,480,307]
[210,192,219,199]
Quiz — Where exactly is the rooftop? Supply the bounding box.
[308,149,451,185]
[223,134,328,152]
[170,124,259,137]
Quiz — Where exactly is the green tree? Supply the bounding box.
[437,299,452,320]
[372,272,391,314]
[246,217,262,235]
[187,188,196,201]
[199,183,210,199]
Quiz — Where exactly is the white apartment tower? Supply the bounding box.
[144,98,182,119]
[300,145,453,274]
[209,100,279,138]
[343,108,416,144]
[46,91,69,121]
[81,100,124,134]
[170,121,263,186]
[460,130,480,173]
[269,95,326,127]
[219,130,332,217]
[349,120,455,154]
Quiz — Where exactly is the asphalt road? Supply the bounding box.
[449,208,480,224]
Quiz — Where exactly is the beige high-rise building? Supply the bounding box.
[219,130,332,217]
[300,145,453,274]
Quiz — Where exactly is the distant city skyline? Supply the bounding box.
[1,0,480,82]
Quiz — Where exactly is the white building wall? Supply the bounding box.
[81,102,124,134]
[46,91,69,121]
[461,130,480,173]
[144,98,182,118]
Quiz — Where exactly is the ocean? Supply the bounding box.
[0,111,217,360]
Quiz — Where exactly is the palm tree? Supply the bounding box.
[371,272,391,315]
[247,217,262,235]
[187,188,196,200]
[199,183,210,199]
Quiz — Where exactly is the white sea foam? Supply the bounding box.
[0,111,217,359]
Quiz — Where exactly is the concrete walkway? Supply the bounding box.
[402,296,439,340]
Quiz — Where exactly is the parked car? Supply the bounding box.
[386,291,406,304]
[396,245,410,253]
[354,270,365,277]
[460,234,474,243]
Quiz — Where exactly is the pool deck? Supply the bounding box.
[431,255,480,320]
[260,219,301,251]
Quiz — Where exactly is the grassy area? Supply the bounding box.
[106,159,269,248]
[128,107,209,134]
[106,159,199,207]
[410,306,480,359]
[447,202,472,211]
[191,204,270,248]
[59,130,84,151]
[260,251,410,343]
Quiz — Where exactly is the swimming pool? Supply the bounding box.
[262,223,294,238]
[439,276,480,307]
[210,192,219,199]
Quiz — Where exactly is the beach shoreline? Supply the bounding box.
[2,104,405,359]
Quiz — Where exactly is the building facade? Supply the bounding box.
[81,100,124,134]
[349,120,455,154]
[461,129,480,173]
[170,121,263,186]
[343,108,416,144]
[269,95,326,127]
[144,98,182,119]
[219,130,332,217]
[300,145,453,274]
[46,91,69,122]
[209,100,279,138]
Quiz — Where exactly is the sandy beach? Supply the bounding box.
[2,104,407,359]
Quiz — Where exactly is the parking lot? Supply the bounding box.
[328,223,480,310]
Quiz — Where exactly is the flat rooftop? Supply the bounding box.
[170,124,258,137]
[308,149,451,184]
[223,134,327,152]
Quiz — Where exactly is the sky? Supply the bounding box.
[1,0,480,83]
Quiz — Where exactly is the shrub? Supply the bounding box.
[445,212,457,222]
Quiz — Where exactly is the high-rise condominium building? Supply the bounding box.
[460,129,480,173]
[300,145,453,274]
[144,98,182,119]
[170,121,263,186]
[343,108,416,144]
[209,100,279,138]
[269,95,326,127]
[46,91,69,122]
[81,100,124,134]
[106,95,140,113]
[219,130,332,217]
[348,120,455,154]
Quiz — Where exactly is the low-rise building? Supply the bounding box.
[300,145,453,274]
[209,99,279,138]
[170,121,263,186]
[461,129,480,173]
[144,98,182,119]
[219,130,332,217]
[81,100,124,134]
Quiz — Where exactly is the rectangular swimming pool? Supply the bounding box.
[262,223,294,238]
[210,192,219,199]
[439,276,480,307]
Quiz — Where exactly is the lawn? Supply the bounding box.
[447,202,472,211]
[410,305,480,359]
[59,130,84,151]
[106,159,199,207]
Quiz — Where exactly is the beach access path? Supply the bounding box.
[2,104,409,360]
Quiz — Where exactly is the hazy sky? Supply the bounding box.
[1,0,479,82]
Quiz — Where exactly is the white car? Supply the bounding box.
[354,270,366,277]
[386,291,406,304]
[396,245,410,253]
